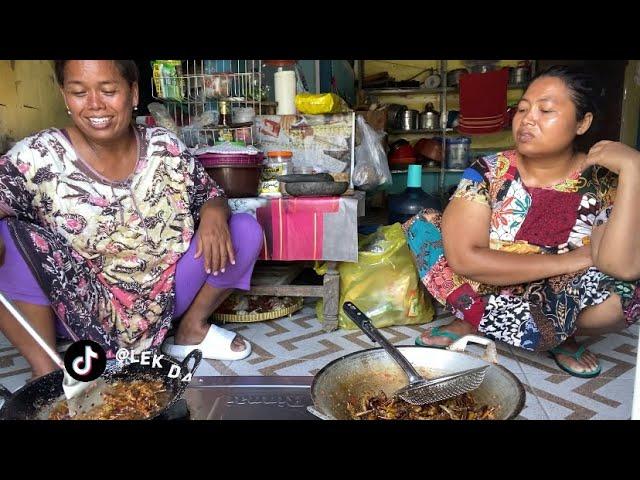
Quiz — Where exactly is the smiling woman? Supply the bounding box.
[0,60,264,381]
[54,60,140,181]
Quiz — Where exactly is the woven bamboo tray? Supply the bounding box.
[213,297,304,324]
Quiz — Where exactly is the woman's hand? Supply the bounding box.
[560,245,593,274]
[194,200,235,275]
[582,140,640,175]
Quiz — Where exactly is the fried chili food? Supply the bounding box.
[346,391,497,420]
[48,379,169,420]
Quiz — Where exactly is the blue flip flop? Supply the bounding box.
[415,326,462,349]
[549,344,602,378]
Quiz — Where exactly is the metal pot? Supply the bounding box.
[399,110,419,131]
[447,68,469,87]
[0,350,202,420]
[386,104,407,130]
[309,335,525,420]
[419,103,440,130]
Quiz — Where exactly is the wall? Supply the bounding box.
[620,60,640,147]
[0,60,69,147]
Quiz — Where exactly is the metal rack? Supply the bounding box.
[359,60,535,199]
[359,59,454,199]
[150,60,265,148]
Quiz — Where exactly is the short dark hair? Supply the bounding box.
[529,65,600,122]
[53,60,139,86]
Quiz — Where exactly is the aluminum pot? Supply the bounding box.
[447,68,469,87]
[419,103,440,130]
[309,335,525,420]
[386,104,407,130]
[399,110,419,130]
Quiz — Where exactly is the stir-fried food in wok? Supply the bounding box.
[347,390,497,420]
[48,379,170,420]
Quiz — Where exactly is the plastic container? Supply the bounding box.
[197,152,263,167]
[445,137,471,169]
[388,164,442,225]
[205,165,263,198]
[266,151,293,164]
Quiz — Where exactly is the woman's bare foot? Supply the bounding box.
[417,319,478,347]
[550,337,600,376]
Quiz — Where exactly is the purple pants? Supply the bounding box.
[0,214,263,337]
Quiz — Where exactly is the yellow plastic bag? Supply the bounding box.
[316,223,434,329]
[295,93,349,114]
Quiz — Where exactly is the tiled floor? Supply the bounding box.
[1,302,637,419]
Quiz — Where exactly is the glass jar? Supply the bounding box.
[266,151,293,166]
[259,151,293,197]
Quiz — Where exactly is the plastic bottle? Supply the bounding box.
[388,164,442,225]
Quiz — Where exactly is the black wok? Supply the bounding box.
[0,349,201,420]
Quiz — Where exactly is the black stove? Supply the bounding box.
[178,376,318,420]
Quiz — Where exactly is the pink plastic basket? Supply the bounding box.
[197,152,264,167]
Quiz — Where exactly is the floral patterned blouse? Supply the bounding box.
[454,149,617,257]
[0,125,223,356]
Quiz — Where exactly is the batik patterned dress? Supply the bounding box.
[0,125,223,357]
[403,150,640,351]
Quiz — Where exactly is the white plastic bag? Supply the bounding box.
[353,115,392,190]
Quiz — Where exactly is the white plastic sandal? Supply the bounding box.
[161,324,252,361]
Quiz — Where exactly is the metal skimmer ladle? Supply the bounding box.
[342,302,488,405]
[0,291,107,417]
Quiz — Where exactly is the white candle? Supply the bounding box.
[274,68,297,115]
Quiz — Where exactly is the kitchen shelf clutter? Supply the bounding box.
[358,60,534,198]
[150,59,265,148]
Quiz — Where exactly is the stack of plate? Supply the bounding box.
[457,113,506,134]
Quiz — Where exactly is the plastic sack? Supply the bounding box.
[295,93,349,114]
[148,102,179,134]
[315,223,434,329]
[352,115,392,191]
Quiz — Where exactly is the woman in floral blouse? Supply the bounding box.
[405,66,640,378]
[0,60,263,378]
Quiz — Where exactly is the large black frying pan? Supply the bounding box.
[0,349,201,420]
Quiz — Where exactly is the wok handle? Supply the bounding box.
[342,302,423,384]
[448,335,499,364]
[0,383,12,402]
[180,349,202,380]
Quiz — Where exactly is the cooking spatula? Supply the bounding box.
[343,301,488,405]
[0,291,107,417]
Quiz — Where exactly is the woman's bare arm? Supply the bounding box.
[582,141,640,281]
[441,198,593,286]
